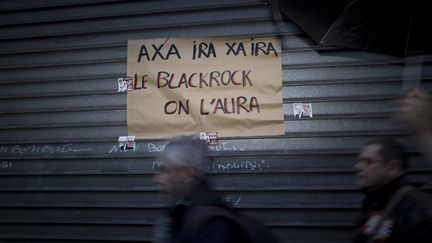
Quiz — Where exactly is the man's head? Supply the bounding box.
[354,138,408,192]
[153,136,208,197]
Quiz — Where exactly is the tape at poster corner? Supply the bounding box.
[200,132,219,146]
[117,76,134,93]
[293,102,313,118]
[118,136,136,151]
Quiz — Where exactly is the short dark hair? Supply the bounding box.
[366,137,409,170]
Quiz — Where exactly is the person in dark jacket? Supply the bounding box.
[397,89,432,163]
[151,135,243,243]
[353,138,432,243]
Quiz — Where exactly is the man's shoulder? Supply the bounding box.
[403,187,432,212]
[387,185,432,228]
[393,187,432,241]
[184,205,280,243]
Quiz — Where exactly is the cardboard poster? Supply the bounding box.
[127,37,284,138]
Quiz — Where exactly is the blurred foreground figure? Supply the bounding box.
[397,89,432,161]
[353,138,432,243]
[152,136,278,243]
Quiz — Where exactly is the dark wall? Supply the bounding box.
[1,0,431,242]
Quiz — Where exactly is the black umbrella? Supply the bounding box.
[277,0,432,57]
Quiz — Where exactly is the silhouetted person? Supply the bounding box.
[397,89,432,162]
[353,138,432,243]
[151,136,243,243]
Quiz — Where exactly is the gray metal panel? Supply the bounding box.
[0,0,123,12]
[0,7,270,40]
[0,94,125,113]
[0,0,263,24]
[1,1,431,243]
[0,21,299,55]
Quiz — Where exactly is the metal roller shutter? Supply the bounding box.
[1,0,431,242]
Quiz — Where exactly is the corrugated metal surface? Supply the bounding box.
[1,0,431,242]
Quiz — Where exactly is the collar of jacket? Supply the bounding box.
[363,175,409,208]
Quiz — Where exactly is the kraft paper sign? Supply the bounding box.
[127,37,284,139]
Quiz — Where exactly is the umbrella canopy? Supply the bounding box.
[278,0,431,56]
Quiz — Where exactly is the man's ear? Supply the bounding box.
[186,166,196,177]
[181,166,196,183]
[387,160,403,177]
